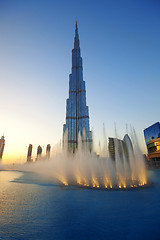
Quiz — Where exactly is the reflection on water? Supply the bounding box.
[0,170,160,240]
[0,171,51,239]
[0,171,23,214]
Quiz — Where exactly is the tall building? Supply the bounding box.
[46,144,51,159]
[0,135,5,159]
[108,134,133,161]
[36,145,42,160]
[27,144,33,162]
[144,122,160,164]
[63,22,92,152]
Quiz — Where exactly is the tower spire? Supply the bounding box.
[74,21,79,49]
[75,20,78,36]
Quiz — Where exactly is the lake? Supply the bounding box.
[0,169,160,240]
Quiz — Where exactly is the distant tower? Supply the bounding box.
[0,135,5,159]
[63,22,92,152]
[37,145,42,160]
[27,144,33,162]
[46,144,51,159]
[108,135,133,161]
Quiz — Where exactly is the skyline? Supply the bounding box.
[0,0,160,163]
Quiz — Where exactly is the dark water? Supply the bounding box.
[0,170,160,240]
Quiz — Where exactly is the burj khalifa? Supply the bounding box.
[63,22,92,152]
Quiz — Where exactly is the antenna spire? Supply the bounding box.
[74,21,79,49]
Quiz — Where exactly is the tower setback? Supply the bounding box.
[63,22,92,152]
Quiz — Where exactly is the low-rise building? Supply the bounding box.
[144,122,160,165]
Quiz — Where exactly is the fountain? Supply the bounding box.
[48,127,147,190]
[2,126,147,190]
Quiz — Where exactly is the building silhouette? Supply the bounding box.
[0,135,5,159]
[37,145,42,160]
[27,144,33,162]
[144,122,160,165]
[108,134,133,161]
[46,144,51,159]
[63,22,92,152]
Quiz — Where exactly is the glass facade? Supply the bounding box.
[63,22,92,151]
[144,122,160,163]
[144,122,160,143]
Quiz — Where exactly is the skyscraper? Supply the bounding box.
[27,144,33,162]
[36,145,42,160]
[0,135,5,159]
[46,144,51,159]
[63,22,92,152]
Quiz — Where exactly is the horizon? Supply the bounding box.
[0,0,159,163]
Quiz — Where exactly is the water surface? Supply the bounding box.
[0,170,160,240]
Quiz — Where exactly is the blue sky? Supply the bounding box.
[0,0,159,162]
